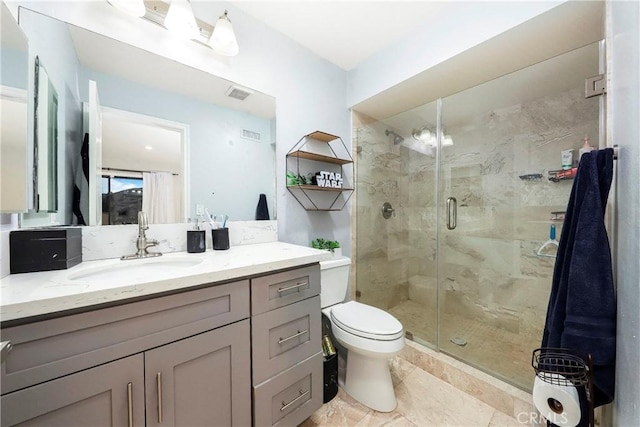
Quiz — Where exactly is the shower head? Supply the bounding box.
[385,129,405,145]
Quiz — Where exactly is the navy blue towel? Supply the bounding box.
[255,193,270,220]
[542,148,615,426]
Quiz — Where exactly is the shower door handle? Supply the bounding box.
[446,197,457,230]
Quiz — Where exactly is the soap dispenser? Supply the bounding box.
[578,136,594,160]
[187,217,206,253]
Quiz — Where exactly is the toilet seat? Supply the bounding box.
[330,301,404,341]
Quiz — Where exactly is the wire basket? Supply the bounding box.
[531,347,590,387]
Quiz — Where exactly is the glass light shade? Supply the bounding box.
[164,0,199,40]
[413,128,436,146]
[209,12,239,56]
[107,0,146,18]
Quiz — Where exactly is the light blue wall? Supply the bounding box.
[80,68,275,222]
[609,0,640,424]
[0,48,28,89]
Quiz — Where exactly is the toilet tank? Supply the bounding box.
[320,256,351,308]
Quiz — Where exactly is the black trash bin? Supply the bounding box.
[322,335,339,403]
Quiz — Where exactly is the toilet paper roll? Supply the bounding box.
[532,373,581,427]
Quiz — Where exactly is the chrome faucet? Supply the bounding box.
[121,212,162,260]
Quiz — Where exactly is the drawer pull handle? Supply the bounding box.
[278,329,309,344]
[156,372,163,423]
[277,282,308,294]
[127,382,133,427]
[0,341,12,364]
[280,389,310,412]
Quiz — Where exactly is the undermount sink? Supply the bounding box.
[65,257,204,284]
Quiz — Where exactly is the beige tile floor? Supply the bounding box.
[301,357,528,427]
[388,299,538,391]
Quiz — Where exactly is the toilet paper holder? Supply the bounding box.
[532,347,594,427]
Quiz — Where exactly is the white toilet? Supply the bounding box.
[320,256,404,412]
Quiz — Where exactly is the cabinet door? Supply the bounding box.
[0,354,144,427]
[145,320,251,427]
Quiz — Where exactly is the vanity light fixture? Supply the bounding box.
[106,0,146,18]
[164,0,199,40]
[209,10,239,57]
[106,0,240,56]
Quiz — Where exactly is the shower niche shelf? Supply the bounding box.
[286,131,353,211]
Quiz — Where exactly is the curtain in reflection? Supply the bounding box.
[142,172,175,224]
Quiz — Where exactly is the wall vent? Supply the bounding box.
[226,86,253,101]
[241,129,261,142]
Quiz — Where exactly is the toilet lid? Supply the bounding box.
[330,301,404,341]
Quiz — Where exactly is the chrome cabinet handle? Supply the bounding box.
[277,282,307,294]
[446,197,457,230]
[1,341,12,364]
[280,389,310,412]
[156,372,163,423]
[127,382,133,427]
[278,329,309,345]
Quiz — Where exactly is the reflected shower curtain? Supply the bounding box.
[142,172,175,224]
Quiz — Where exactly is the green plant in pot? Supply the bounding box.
[311,238,340,254]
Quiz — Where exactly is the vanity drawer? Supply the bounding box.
[252,296,321,384]
[253,352,323,427]
[251,264,320,315]
[1,280,249,395]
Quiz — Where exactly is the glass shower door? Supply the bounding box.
[436,42,601,390]
[354,101,439,348]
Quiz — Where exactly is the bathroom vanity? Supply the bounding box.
[0,242,329,427]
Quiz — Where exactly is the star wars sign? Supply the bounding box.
[315,171,343,188]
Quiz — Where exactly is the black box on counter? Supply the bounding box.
[10,227,82,274]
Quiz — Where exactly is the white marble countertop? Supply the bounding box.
[1,242,331,324]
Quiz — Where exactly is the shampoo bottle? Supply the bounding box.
[578,136,594,160]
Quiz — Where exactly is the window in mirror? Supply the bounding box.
[101,175,143,225]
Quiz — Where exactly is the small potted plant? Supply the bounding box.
[311,238,341,257]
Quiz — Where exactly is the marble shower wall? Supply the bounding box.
[439,86,599,345]
[354,109,439,327]
[354,85,599,350]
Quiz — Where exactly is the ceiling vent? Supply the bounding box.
[226,85,253,101]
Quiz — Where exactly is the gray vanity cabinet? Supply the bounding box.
[0,280,251,427]
[144,320,251,427]
[0,354,145,427]
[0,263,324,427]
[251,265,323,427]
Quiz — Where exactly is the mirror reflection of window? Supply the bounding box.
[101,175,143,225]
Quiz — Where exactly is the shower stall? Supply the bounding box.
[353,41,603,392]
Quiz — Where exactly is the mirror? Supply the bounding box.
[34,56,59,212]
[13,7,276,225]
[0,2,29,213]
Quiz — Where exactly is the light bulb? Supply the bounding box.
[164,0,199,40]
[209,11,239,56]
